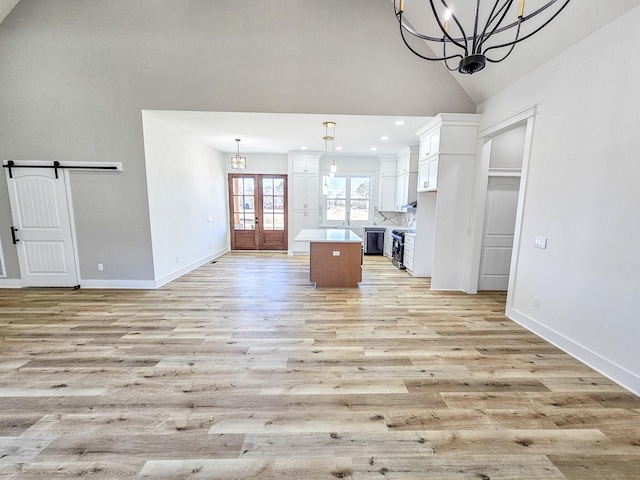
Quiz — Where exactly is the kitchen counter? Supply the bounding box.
[294,229,363,288]
[294,228,362,243]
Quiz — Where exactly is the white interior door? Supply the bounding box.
[6,167,79,287]
[478,176,520,291]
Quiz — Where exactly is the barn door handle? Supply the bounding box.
[11,226,19,244]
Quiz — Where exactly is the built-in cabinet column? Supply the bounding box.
[411,114,482,289]
[289,152,321,254]
[394,146,418,211]
[377,156,397,212]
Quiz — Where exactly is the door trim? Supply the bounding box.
[228,174,288,251]
[465,107,536,294]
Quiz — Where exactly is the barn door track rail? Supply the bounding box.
[3,160,123,179]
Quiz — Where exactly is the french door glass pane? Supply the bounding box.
[273,213,285,230]
[274,178,285,195]
[243,178,254,195]
[263,178,273,196]
[261,178,285,231]
[232,177,255,230]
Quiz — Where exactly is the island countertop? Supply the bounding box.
[294,228,363,243]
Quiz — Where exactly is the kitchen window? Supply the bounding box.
[324,175,371,225]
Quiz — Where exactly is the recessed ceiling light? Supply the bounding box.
[395,120,405,125]
[300,146,308,150]
[381,136,389,141]
[370,147,377,151]
[336,146,343,151]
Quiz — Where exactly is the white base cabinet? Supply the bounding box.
[292,209,319,253]
[383,228,393,258]
[403,233,415,273]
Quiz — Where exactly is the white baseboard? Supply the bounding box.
[79,279,159,289]
[0,279,23,288]
[507,306,640,396]
[153,248,229,288]
[71,249,229,290]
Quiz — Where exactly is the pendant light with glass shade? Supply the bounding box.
[323,121,337,177]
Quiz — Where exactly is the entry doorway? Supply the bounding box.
[469,114,532,295]
[228,174,288,250]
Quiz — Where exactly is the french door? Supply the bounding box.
[228,174,288,250]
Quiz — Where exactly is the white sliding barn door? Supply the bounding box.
[6,167,79,287]
[478,176,520,291]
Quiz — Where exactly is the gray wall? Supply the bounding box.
[0,0,475,282]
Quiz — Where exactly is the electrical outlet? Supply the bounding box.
[97,263,103,271]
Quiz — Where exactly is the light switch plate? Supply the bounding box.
[534,236,547,249]
[332,251,340,256]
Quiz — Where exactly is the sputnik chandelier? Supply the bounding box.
[394,0,571,74]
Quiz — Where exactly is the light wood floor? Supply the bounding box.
[1,253,639,479]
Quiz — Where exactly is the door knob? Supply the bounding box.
[11,226,19,244]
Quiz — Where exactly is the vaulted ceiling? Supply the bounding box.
[398,0,640,105]
[3,1,639,156]
[4,1,638,107]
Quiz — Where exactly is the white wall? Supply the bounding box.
[478,6,640,394]
[143,112,229,285]
[227,153,288,175]
[489,125,525,170]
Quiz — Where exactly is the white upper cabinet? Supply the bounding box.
[292,156,320,174]
[394,146,418,210]
[377,158,397,212]
[416,114,480,192]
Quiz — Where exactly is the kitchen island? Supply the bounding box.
[294,229,363,288]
